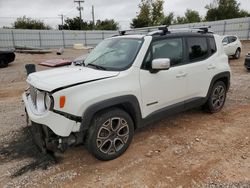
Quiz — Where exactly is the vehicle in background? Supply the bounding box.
[244,53,250,71]
[0,49,15,68]
[222,35,242,59]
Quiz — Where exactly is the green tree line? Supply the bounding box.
[131,0,250,28]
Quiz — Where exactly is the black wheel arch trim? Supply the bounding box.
[206,71,230,99]
[80,95,142,131]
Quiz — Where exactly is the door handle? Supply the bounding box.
[207,64,216,70]
[176,72,188,78]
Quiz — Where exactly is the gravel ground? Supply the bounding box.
[0,44,249,188]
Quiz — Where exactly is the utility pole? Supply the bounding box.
[92,5,95,30]
[74,0,84,30]
[59,14,64,30]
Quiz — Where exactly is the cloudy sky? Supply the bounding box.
[0,0,249,29]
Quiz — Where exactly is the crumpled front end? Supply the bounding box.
[23,85,82,152]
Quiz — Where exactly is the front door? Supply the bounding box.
[140,37,187,118]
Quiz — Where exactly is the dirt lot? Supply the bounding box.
[0,44,250,188]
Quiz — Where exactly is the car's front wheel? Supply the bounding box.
[204,81,227,113]
[85,108,134,161]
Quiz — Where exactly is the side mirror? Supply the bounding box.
[151,58,170,73]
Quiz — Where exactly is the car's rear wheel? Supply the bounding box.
[234,48,241,59]
[85,108,134,161]
[204,81,227,113]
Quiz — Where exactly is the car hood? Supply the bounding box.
[27,66,119,92]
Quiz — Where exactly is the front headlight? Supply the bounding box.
[35,91,52,114]
[44,92,52,110]
[36,90,46,113]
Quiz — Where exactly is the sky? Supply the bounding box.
[0,0,249,29]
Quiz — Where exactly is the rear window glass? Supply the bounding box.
[208,37,217,54]
[187,37,208,62]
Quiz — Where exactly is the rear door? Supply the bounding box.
[185,36,216,100]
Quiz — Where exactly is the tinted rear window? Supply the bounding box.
[187,37,208,62]
[208,37,217,54]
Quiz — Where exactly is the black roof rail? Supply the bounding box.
[119,30,126,36]
[114,25,213,38]
[158,25,169,34]
[147,25,170,36]
[193,26,212,33]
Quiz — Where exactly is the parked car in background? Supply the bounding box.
[244,53,250,71]
[222,35,242,59]
[0,49,15,68]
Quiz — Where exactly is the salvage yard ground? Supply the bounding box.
[0,44,250,187]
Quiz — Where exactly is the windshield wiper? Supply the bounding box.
[87,63,106,70]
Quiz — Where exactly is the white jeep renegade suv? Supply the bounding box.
[23,27,231,160]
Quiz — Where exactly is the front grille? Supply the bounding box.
[30,85,37,108]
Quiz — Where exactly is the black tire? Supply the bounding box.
[85,108,134,161]
[204,81,227,113]
[0,58,8,68]
[234,48,241,59]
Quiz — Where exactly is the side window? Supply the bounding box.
[229,36,237,43]
[208,37,217,55]
[222,37,229,44]
[152,38,183,67]
[187,37,208,62]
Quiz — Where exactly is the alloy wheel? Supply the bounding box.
[211,85,225,110]
[96,117,129,155]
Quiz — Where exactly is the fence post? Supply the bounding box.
[247,19,250,40]
[223,21,227,35]
[62,31,65,48]
[84,32,87,46]
[11,30,15,48]
[38,32,42,47]
[102,31,104,40]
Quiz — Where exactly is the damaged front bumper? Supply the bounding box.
[22,93,81,137]
[23,92,83,152]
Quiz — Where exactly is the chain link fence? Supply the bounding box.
[0,17,250,49]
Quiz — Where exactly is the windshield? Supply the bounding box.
[84,38,143,71]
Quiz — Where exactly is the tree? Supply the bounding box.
[205,0,250,21]
[184,9,201,23]
[60,17,118,30]
[60,17,92,30]
[174,16,187,24]
[151,0,165,25]
[162,12,175,26]
[95,19,119,30]
[131,0,152,28]
[13,16,50,30]
[173,9,201,24]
